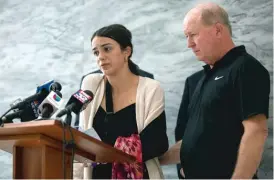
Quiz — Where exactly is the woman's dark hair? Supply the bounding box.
[91,24,139,75]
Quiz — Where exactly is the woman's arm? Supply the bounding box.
[140,111,169,161]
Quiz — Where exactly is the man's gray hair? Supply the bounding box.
[200,5,232,36]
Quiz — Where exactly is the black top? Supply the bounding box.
[180,45,270,179]
[92,104,168,179]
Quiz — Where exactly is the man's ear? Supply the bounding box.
[215,23,223,37]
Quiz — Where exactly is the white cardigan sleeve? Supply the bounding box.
[79,73,104,131]
[136,77,166,179]
[136,77,165,133]
[77,73,105,179]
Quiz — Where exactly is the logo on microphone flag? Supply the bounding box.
[53,94,61,102]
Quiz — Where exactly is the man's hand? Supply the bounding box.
[232,114,268,179]
[180,168,186,177]
[159,140,182,165]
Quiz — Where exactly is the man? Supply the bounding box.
[174,70,204,179]
[160,2,270,179]
[73,65,154,128]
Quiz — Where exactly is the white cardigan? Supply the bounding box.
[79,73,165,179]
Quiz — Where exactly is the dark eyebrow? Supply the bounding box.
[92,43,112,51]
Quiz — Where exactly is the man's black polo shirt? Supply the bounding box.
[180,45,270,179]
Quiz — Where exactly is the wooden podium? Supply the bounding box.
[0,120,135,179]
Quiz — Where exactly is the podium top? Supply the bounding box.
[0,120,135,163]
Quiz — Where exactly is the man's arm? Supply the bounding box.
[232,114,268,179]
[231,59,270,179]
[159,140,182,165]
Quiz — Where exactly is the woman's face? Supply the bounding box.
[91,36,130,76]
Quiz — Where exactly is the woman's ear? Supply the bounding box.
[124,46,132,57]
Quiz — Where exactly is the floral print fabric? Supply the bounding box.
[112,134,143,179]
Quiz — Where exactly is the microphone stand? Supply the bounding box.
[64,110,72,127]
[61,110,75,179]
[0,108,13,127]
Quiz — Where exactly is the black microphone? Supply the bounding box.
[10,90,48,110]
[1,110,24,123]
[11,81,62,110]
[0,81,63,125]
[2,102,40,123]
[56,90,94,118]
[0,104,39,124]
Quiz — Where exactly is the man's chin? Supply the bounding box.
[195,57,212,65]
[196,56,204,62]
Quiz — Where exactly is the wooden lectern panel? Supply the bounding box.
[0,120,135,163]
[13,146,42,178]
[0,120,135,179]
[13,144,72,179]
[1,134,73,179]
[42,145,72,179]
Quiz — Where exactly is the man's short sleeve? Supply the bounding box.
[236,59,270,121]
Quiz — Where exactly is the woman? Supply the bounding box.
[79,24,168,179]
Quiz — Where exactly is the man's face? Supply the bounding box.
[183,11,217,65]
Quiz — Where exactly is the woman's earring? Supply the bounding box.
[124,57,127,62]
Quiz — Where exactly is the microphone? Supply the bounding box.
[1,110,24,123]
[11,81,62,110]
[1,102,40,123]
[36,80,62,93]
[37,91,63,119]
[17,100,41,122]
[0,81,62,125]
[56,90,93,118]
[10,98,23,109]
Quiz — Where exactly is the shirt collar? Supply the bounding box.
[203,45,247,72]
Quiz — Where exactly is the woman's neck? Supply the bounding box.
[105,69,138,94]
